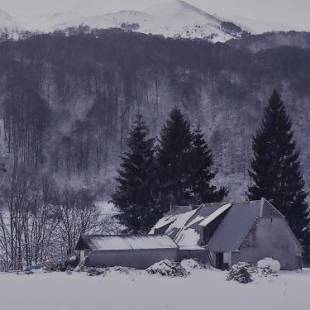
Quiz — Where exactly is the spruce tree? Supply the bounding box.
[190,126,228,203]
[248,90,309,244]
[112,115,160,233]
[157,108,193,212]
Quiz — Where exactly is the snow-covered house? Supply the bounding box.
[75,235,179,269]
[150,198,303,270]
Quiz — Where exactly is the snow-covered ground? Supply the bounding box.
[0,269,309,310]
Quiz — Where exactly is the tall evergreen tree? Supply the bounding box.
[190,126,228,204]
[112,115,160,233]
[157,108,193,212]
[248,90,309,244]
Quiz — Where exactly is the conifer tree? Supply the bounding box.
[112,115,160,233]
[157,108,193,212]
[190,126,228,203]
[248,90,309,244]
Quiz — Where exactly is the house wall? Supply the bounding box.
[223,252,232,266]
[231,217,302,270]
[84,248,178,269]
[178,249,210,263]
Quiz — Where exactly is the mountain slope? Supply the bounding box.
[140,0,244,41]
[11,0,246,42]
[1,30,310,199]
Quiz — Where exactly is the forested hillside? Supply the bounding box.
[0,29,310,199]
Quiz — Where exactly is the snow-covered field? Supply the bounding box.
[0,268,309,310]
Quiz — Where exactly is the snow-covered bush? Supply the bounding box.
[257,266,275,277]
[147,260,189,277]
[226,262,253,284]
[106,266,134,275]
[257,258,281,273]
[86,267,106,277]
[180,259,206,272]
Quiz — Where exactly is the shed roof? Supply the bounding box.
[76,235,178,251]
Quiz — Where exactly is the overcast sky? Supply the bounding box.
[1,0,309,30]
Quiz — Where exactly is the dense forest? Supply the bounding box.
[0,29,310,199]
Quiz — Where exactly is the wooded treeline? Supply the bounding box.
[0,29,310,197]
[113,109,227,233]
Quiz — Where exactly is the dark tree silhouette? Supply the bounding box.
[248,90,309,245]
[190,126,228,204]
[112,115,160,233]
[157,108,193,212]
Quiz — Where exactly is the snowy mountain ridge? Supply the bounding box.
[0,0,246,43]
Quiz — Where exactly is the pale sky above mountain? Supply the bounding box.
[0,0,309,30]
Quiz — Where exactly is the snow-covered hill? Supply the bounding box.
[6,0,246,42]
[80,0,246,42]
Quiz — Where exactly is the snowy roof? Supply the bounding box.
[175,228,202,250]
[151,198,290,252]
[199,203,232,227]
[149,207,197,235]
[76,235,178,251]
[149,214,178,234]
[149,202,232,248]
[166,209,197,231]
[150,199,289,252]
[150,203,231,249]
[208,201,262,252]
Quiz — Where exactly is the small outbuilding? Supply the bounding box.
[76,235,179,269]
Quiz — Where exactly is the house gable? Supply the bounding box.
[236,216,302,269]
[208,201,261,252]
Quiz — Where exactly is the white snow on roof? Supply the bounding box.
[166,209,197,233]
[175,228,202,249]
[184,215,205,229]
[149,215,178,234]
[87,235,178,251]
[199,203,232,227]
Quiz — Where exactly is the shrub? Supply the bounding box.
[180,259,206,272]
[257,258,281,273]
[86,267,106,276]
[226,262,253,284]
[147,260,189,277]
[106,266,133,275]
